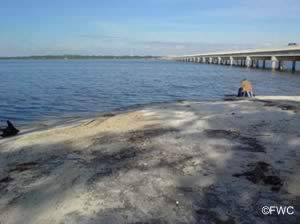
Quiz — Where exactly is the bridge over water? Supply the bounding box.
[171,47,300,72]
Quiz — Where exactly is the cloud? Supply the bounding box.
[79,34,122,40]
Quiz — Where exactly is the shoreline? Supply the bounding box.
[0,96,299,223]
[8,99,223,133]
[11,95,300,131]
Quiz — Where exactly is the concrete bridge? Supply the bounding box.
[172,46,300,72]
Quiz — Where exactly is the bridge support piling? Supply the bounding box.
[262,60,266,69]
[272,60,277,70]
[230,57,234,66]
[246,57,252,68]
[278,61,282,70]
[218,57,221,65]
[256,60,259,68]
[239,59,243,67]
[271,56,281,70]
[292,61,296,72]
[224,59,227,65]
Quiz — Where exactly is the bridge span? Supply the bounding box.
[172,46,300,72]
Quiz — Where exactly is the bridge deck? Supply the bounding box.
[173,47,300,71]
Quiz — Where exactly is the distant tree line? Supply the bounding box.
[0,55,160,60]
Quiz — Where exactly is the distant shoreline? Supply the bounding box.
[0,55,160,60]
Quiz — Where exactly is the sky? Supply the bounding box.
[0,0,300,56]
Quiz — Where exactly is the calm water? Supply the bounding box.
[0,59,300,124]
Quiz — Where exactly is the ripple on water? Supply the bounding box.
[0,59,300,124]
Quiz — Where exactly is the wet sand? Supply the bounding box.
[0,96,299,224]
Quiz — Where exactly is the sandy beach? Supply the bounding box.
[0,96,299,224]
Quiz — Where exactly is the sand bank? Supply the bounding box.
[0,97,299,224]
